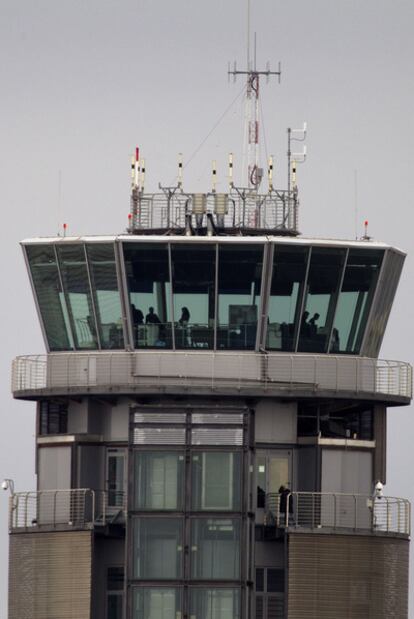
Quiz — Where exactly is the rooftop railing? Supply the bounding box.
[129,189,299,235]
[265,492,411,536]
[11,352,413,401]
[8,489,126,532]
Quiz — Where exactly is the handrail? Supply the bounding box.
[11,352,413,400]
[8,489,126,531]
[265,492,411,536]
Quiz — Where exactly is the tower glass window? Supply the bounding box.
[107,567,124,619]
[267,245,309,351]
[217,244,263,350]
[123,243,173,349]
[191,518,241,580]
[25,245,73,351]
[132,588,182,619]
[56,244,98,349]
[298,247,347,353]
[133,518,183,579]
[329,249,384,353]
[189,588,241,619]
[191,452,241,511]
[134,452,184,510]
[86,244,124,349]
[171,243,216,349]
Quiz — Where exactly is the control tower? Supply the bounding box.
[6,62,412,619]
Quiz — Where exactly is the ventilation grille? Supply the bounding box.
[134,412,186,424]
[133,428,186,445]
[192,413,243,425]
[191,428,243,446]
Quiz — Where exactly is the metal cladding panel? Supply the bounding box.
[8,530,92,619]
[362,250,405,358]
[287,533,409,619]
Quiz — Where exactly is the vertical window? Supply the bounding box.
[107,449,125,509]
[171,243,216,349]
[123,243,172,349]
[39,401,68,435]
[56,244,98,349]
[191,452,241,511]
[267,245,309,351]
[217,244,263,350]
[132,588,182,619]
[86,244,124,349]
[255,568,285,619]
[107,567,123,619]
[190,588,240,619]
[25,245,72,350]
[330,249,383,353]
[133,518,183,579]
[191,519,240,580]
[298,248,347,353]
[134,452,184,510]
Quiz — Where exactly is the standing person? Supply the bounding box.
[131,304,144,325]
[146,307,161,324]
[278,485,292,525]
[179,307,190,325]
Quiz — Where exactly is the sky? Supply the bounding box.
[0,0,413,616]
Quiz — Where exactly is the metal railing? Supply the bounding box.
[8,489,126,531]
[129,189,299,234]
[11,352,412,400]
[266,492,411,536]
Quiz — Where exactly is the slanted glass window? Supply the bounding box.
[191,519,240,579]
[191,452,241,511]
[25,245,73,350]
[217,244,263,350]
[267,245,309,351]
[134,452,184,510]
[190,588,240,619]
[329,249,383,354]
[56,244,98,349]
[133,518,183,579]
[171,244,216,349]
[298,403,374,440]
[107,567,123,619]
[123,243,172,349]
[86,244,124,349]
[132,588,182,619]
[298,248,347,353]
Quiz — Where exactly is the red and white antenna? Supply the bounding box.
[228,10,281,190]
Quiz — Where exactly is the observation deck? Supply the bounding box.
[8,488,410,539]
[12,351,412,403]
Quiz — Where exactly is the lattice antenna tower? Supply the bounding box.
[228,4,281,191]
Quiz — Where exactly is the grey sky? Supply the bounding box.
[0,0,413,616]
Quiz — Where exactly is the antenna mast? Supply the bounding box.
[229,23,281,191]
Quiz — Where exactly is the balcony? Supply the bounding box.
[265,492,410,537]
[8,489,126,533]
[11,351,412,403]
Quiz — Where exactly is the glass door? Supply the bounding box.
[107,448,126,512]
[256,450,293,512]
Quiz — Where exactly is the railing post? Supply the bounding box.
[24,493,28,529]
[311,493,315,529]
[386,497,390,533]
[354,495,357,531]
[53,490,57,527]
